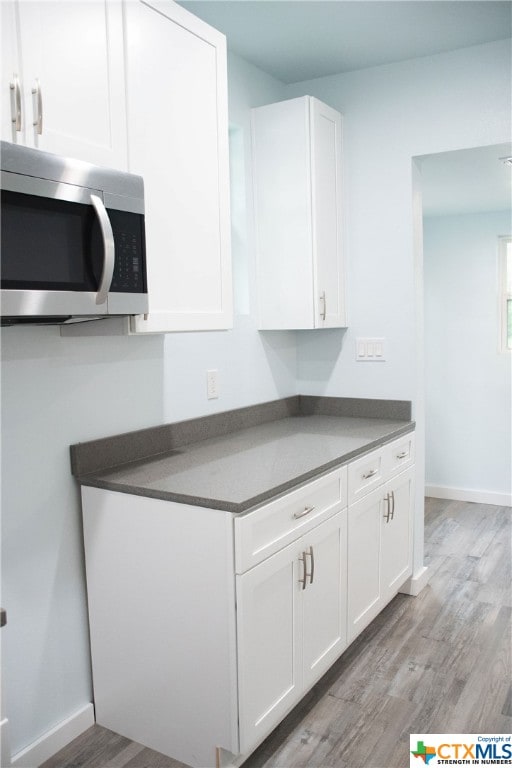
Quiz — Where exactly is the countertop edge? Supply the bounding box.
[76,421,415,515]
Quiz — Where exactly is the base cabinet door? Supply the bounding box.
[381,467,414,603]
[302,510,347,689]
[236,539,303,755]
[236,510,347,755]
[347,487,382,642]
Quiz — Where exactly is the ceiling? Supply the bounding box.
[419,144,512,217]
[179,1,512,84]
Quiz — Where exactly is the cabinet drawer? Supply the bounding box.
[235,467,347,573]
[384,433,415,477]
[347,447,385,505]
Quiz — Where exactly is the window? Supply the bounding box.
[499,236,512,351]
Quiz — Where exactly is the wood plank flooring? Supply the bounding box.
[40,498,511,768]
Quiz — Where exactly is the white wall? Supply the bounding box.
[424,210,512,502]
[285,38,511,578]
[0,51,291,760]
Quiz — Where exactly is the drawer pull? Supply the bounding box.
[396,451,408,459]
[293,505,315,520]
[305,546,315,585]
[362,468,377,480]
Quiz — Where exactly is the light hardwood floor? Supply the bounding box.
[40,498,512,768]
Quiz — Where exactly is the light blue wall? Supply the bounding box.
[424,210,512,497]
[285,39,511,402]
[1,330,164,755]
[284,38,511,578]
[163,53,295,424]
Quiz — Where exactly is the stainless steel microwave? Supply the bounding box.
[1,141,148,325]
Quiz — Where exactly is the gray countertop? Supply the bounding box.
[74,407,414,514]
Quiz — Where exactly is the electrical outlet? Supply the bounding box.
[207,369,219,399]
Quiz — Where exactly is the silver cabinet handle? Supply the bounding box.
[298,552,307,590]
[362,468,377,480]
[293,505,315,520]
[320,291,327,321]
[305,546,314,585]
[390,490,395,520]
[90,194,115,305]
[396,451,408,459]
[383,493,391,523]
[31,79,43,134]
[10,75,22,132]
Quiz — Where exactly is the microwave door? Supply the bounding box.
[1,172,110,317]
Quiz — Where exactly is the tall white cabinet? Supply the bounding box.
[252,96,346,330]
[0,0,127,169]
[2,0,233,334]
[124,0,233,333]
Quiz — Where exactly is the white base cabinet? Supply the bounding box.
[347,437,415,643]
[80,435,414,768]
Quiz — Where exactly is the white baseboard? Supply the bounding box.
[11,703,94,768]
[425,485,512,507]
[399,565,430,597]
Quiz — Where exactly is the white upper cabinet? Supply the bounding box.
[1,1,127,170]
[252,96,346,330]
[125,0,233,333]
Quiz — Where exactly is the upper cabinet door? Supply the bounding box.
[2,1,128,169]
[125,0,233,333]
[1,2,22,145]
[253,95,346,330]
[310,98,345,328]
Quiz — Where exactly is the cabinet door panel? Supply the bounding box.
[310,98,345,328]
[236,540,302,755]
[347,487,382,642]
[1,2,21,144]
[126,0,232,332]
[302,510,347,690]
[382,467,414,601]
[17,0,127,168]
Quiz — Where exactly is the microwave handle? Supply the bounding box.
[90,194,115,305]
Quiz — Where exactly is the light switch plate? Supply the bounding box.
[356,338,386,361]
